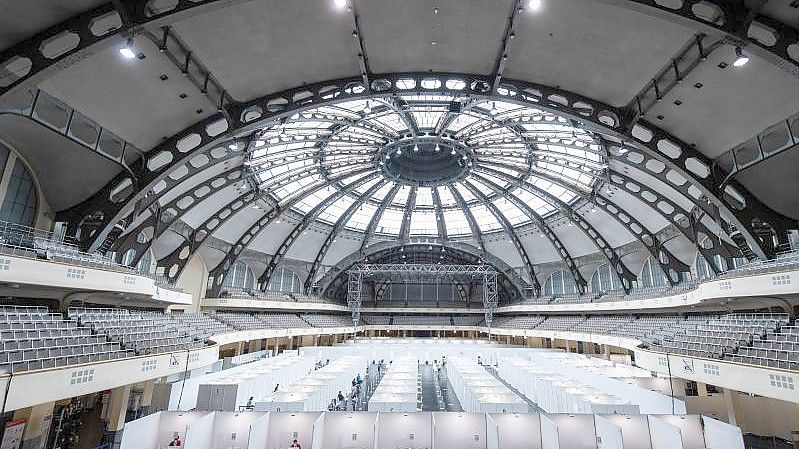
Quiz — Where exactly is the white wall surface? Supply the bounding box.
[375,412,432,449]
[593,416,623,449]
[432,412,487,449]
[656,415,705,449]
[702,416,744,449]
[120,411,161,449]
[266,412,321,449]
[319,412,376,449]
[646,416,683,449]
[185,411,215,449]
[211,412,268,449]
[599,415,652,449]
[549,414,597,449]
[539,414,559,449]
[491,413,543,449]
[247,414,271,449]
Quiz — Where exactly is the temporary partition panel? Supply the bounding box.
[267,412,322,449]
[247,413,271,449]
[539,414,559,449]
[600,415,653,449]
[318,412,377,449]
[702,416,745,449]
[485,414,499,449]
[647,416,683,449]
[375,412,433,449]
[311,413,326,449]
[549,414,597,449]
[657,415,705,449]
[593,416,623,449]
[152,411,210,449]
[119,411,161,449]
[491,413,542,449]
[184,411,216,449]
[210,412,268,449]
[432,412,487,449]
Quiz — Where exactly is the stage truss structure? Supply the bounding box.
[347,263,499,328]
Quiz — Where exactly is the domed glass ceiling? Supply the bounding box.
[245,95,606,238]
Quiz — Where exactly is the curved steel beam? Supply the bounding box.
[0,1,253,98]
[447,185,486,254]
[474,164,638,293]
[205,166,374,297]
[358,183,401,254]
[398,187,417,241]
[256,172,381,289]
[113,166,244,266]
[304,179,390,293]
[469,172,589,293]
[55,72,792,260]
[460,179,542,295]
[156,160,370,283]
[431,187,448,242]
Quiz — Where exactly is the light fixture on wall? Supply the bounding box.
[119,38,136,59]
[528,0,542,11]
[733,46,750,67]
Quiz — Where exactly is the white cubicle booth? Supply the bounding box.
[368,357,419,412]
[121,411,743,449]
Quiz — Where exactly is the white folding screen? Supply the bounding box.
[593,416,624,449]
[702,416,745,449]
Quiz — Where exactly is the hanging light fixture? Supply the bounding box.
[733,46,749,67]
[119,37,136,59]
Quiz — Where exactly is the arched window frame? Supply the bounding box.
[543,270,578,296]
[223,261,255,291]
[590,263,619,293]
[639,257,668,288]
[265,267,301,293]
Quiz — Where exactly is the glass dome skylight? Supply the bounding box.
[245,95,606,238]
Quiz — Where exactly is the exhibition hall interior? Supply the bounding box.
[1,0,799,448]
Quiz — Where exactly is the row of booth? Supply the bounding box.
[367,357,420,412]
[121,410,743,449]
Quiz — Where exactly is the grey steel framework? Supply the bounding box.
[347,263,499,326]
[52,72,796,296]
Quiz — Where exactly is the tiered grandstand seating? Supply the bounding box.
[452,315,484,326]
[726,319,799,369]
[70,309,208,355]
[361,315,392,325]
[490,316,546,329]
[392,315,451,325]
[0,306,134,373]
[536,315,586,330]
[171,313,233,339]
[301,314,354,327]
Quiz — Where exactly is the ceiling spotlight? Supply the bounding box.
[450,149,457,156]
[434,143,441,152]
[363,101,371,115]
[413,144,420,152]
[119,38,136,59]
[228,143,238,150]
[489,102,499,115]
[396,148,402,155]
[334,0,347,8]
[733,46,749,67]
[528,0,542,11]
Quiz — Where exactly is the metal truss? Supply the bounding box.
[474,159,690,285]
[204,166,374,297]
[358,183,401,254]
[459,179,541,295]
[597,0,799,77]
[347,270,363,326]
[113,166,244,266]
[469,172,590,293]
[431,188,449,242]
[474,164,638,293]
[398,187,417,241]
[491,0,524,90]
[256,172,380,289]
[482,272,499,328]
[605,170,739,274]
[303,179,389,293]
[55,72,793,263]
[158,161,371,284]
[447,185,486,254]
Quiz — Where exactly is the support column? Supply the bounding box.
[603,345,611,360]
[273,339,280,355]
[723,388,741,426]
[287,336,294,350]
[13,401,55,449]
[106,385,132,441]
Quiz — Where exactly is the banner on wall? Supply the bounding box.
[37,414,52,449]
[0,419,26,449]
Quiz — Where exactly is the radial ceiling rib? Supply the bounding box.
[304,179,390,293]
[257,171,380,288]
[359,183,401,254]
[474,164,637,293]
[431,187,448,242]
[448,185,487,254]
[460,179,541,294]
[398,187,417,241]
[469,171,589,293]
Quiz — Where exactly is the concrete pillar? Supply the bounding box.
[106,385,132,433]
[723,388,741,426]
[603,345,611,360]
[313,335,319,346]
[13,401,54,449]
[287,336,294,350]
[697,382,709,397]
[273,339,280,355]
[140,380,156,408]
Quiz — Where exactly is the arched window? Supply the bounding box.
[223,261,255,290]
[266,267,301,293]
[137,250,154,275]
[639,257,668,288]
[590,263,619,293]
[0,159,38,227]
[543,270,578,295]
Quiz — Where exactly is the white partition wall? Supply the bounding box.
[701,416,745,449]
[185,412,216,449]
[120,411,162,449]
[539,414,560,449]
[369,357,419,412]
[263,412,321,449]
[657,415,706,449]
[446,358,527,413]
[491,413,543,449]
[593,416,623,449]
[375,412,433,449]
[318,412,377,449]
[600,415,653,449]
[210,412,268,449]
[433,412,487,449]
[247,414,271,449]
[549,414,598,449]
[646,416,683,449]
